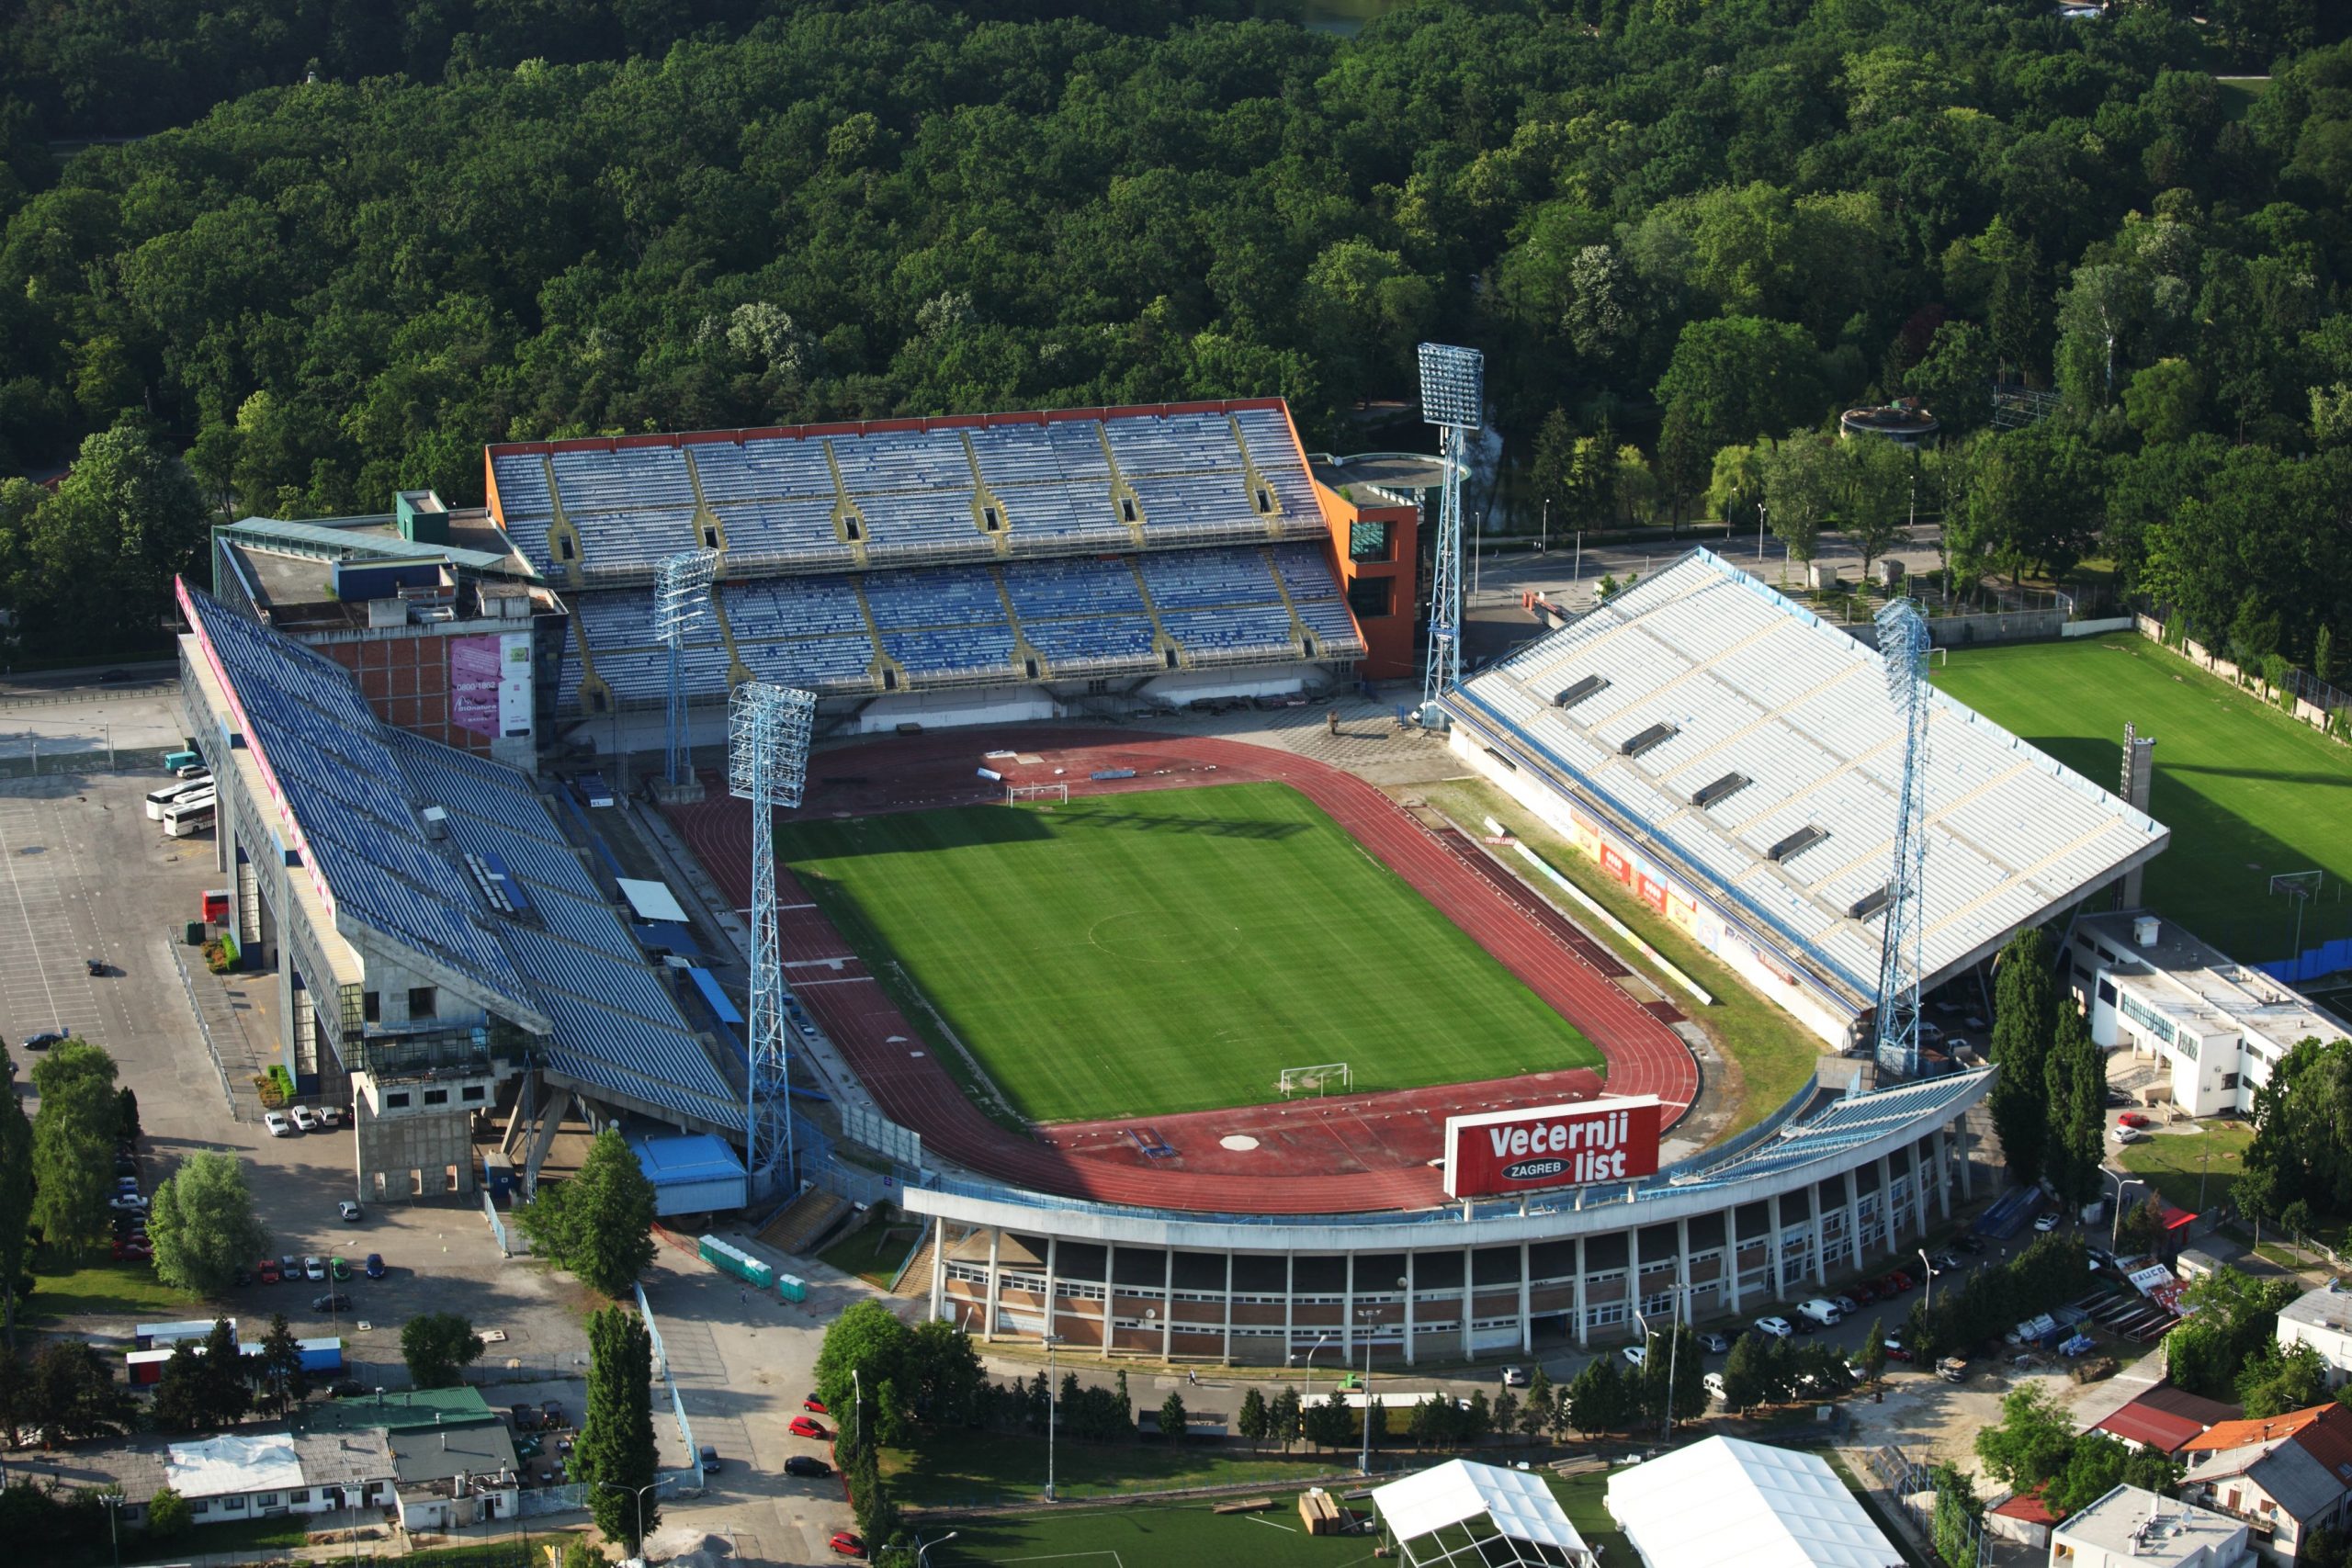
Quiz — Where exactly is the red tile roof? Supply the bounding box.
[1991,1483,2061,1526]
[2181,1402,2352,1481]
[2095,1386,2243,1454]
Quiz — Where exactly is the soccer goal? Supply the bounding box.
[1279,1062,1351,1099]
[1005,783,1069,805]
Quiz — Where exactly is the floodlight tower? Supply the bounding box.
[1872,597,1933,1080]
[654,548,721,784]
[1417,342,1484,725]
[728,681,818,1194]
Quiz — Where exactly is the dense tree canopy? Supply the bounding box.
[0,2,2346,655]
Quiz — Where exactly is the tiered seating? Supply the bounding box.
[863,566,1006,629]
[732,634,876,688]
[1139,549,1279,607]
[1004,556,1146,620]
[885,627,1016,676]
[1160,607,1297,655]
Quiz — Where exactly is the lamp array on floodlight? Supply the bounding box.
[1418,343,1486,431]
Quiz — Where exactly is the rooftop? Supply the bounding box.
[2078,911,2351,1053]
[294,1386,499,1437]
[2094,1385,2243,1454]
[2182,1403,2352,1523]
[2053,1485,2245,1564]
[387,1419,518,1487]
[34,1429,394,1506]
[1603,1435,1903,1568]
[1449,548,2168,1005]
[2280,1280,2352,1337]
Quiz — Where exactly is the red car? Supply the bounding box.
[802,1394,829,1414]
[828,1531,865,1558]
[111,1237,153,1262]
[257,1258,281,1284]
[1879,1270,1914,1294]
[1848,1281,1879,1305]
[2117,1111,2151,1129]
[788,1416,830,1440]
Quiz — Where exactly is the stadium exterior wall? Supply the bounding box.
[903,1077,1987,1365]
[1440,716,1865,1050]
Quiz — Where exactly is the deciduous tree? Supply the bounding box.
[148,1151,269,1298]
[514,1127,657,1299]
[400,1312,482,1390]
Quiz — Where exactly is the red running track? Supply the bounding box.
[666,728,1699,1214]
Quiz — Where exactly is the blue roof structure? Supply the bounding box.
[1650,1067,1994,1196]
[182,585,744,1134]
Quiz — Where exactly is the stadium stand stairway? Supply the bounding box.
[758,1186,854,1258]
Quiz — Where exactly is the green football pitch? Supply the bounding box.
[1933,635,2352,963]
[776,782,1600,1124]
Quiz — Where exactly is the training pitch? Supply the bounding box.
[777,781,1600,1124]
[1935,635,2352,962]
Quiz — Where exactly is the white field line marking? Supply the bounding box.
[0,808,61,1030]
[1244,1515,1297,1532]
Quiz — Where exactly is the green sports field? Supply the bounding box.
[777,782,1600,1124]
[1933,635,2352,963]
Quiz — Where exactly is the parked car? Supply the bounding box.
[1499,1366,1530,1388]
[320,1105,344,1128]
[1882,1333,1914,1363]
[338,1199,363,1222]
[1697,1331,1732,1353]
[311,1292,353,1314]
[263,1111,294,1137]
[2117,1111,2152,1129]
[107,1193,148,1213]
[1703,1371,1727,1404]
[2034,1212,2063,1232]
[784,1455,831,1479]
[279,1253,300,1280]
[365,1253,386,1280]
[328,1381,367,1399]
[1796,1299,1845,1329]
[329,1256,350,1281]
[1753,1315,1793,1340]
[2109,1125,2148,1145]
[290,1106,320,1133]
[698,1445,721,1473]
[511,1404,537,1432]
[542,1399,565,1427]
[1953,1235,1985,1254]
[111,1237,153,1262]
[22,1031,63,1052]
[1621,1345,1646,1369]
[1928,1252,1964,1272]
[302,1256,325,1281]
[1848,1281,1879,1305]
[828,1532,864,1559]
[1879,1270,1916,1294]
[1832,1294,1861,1316]
[257,1258,281,1285]
[789,1416,831,1440]
[2104,1088,2131,1107]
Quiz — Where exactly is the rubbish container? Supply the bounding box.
[184,919,207,946]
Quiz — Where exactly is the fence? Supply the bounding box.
[1860,1444,1991,1568]
[169,939,240,1121]
[635,1281,704,1492]
[481,1189,518,1257]
[792,1107,928,1209]
[2136,612,2351,739]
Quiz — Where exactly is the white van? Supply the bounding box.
[1796,1298,1844,1328]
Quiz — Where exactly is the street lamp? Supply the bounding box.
[99,1494,122,1568]
[1357,1279,1407,1476]
[593,1480,659,1558]
[2108,1173,2146,1251]
[1917,1248,1937,1314]
[917,1529,960,1566]
[1293,1334,1332,1411]
[1631,1284,1689,1444]
[1043,1335,1064,1502]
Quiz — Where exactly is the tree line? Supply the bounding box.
[1,4,2351,657]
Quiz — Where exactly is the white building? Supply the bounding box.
[1604,1434,1903,1567]
[2276,1281,2352,1390]
[2049,1483,2252,1568]
[39,1429,395,1529]
[2067,912,2350,1118]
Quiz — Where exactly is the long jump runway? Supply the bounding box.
[667,728,1698,1214]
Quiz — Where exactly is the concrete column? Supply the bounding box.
[1459,1246,1475,1361]
[1958,1119,1975,1200]
[1724,1203,1743,1315]
[1935,1126,1954,1219]
[982,1228,1001,1342]
[1675,1217,1692,1322]
[1341,1259,1355,1360]
[1100,1243,1114,1359]
[1845,1168,1864,1278]
[1770,1194,1786,1300]
[522,1088,572,1194]
[1878,1156,1898,1256]
[1627,1224,1643,1322]
[929,1214,946,1323]
[1283,1252,1295,1360]
[1221,1254,1235,1366]
[1811,1184,1829,1285]
[1043,1236,1059,1346]
[1404,1253,1418,1369]
[1161,1248,1176,1361]
[1908,1140,1930,1238]
[1518,1242,1532,1355]
[1573,1236,1589,1348]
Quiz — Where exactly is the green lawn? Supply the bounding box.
[1419,777,1826,1135]
[2116,1123,2251,1218]
[883,1432,1364,1508]
[25,1251,206,1324]
[1934,636,2352,963]
[780,783,1600,1124]
[820,1222,921,1289]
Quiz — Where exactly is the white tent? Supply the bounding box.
[1373,1459,1597,1568]
[1604,1436,1903,1568]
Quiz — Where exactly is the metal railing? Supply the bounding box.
[169,940,240,1122]
[1862,1444,1993,1568]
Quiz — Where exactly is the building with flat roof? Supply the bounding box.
[2068,910,2351,1118]
[2276,1280,2352,1389]
[1603,1435,1901,1567]
[2047,1485,2251,1568]
[1443,549,2167,1047]
[33,1428,394,1530]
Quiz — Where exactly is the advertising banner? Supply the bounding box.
[450,634,503,737]
[1442,1096,1663,1199]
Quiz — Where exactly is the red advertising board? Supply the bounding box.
[1442,1096,1662,1199]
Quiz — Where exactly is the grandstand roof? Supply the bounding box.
[1449,549,2167,1002]
[1647,1066,1992,1196]
[178,582,742,1134]
[486,400,1329,585]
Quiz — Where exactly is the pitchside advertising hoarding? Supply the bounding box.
[1442,1095,1662,1199]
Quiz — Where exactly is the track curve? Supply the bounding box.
[667,728,1700,1214]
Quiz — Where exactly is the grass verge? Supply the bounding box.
[1415,777,1826,1135]
[780,782,1600,1124]
[26,1251,206,1324]
[883,1431,1360,1507]
[2115,1122,2252,1218]
[820,1222,920,1290]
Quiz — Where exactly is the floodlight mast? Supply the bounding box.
[1871,597,1932,1080]
[1417,343,1484,726]
[728,681,818,1195]
[654,548,722,784]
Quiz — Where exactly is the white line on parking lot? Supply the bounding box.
[0,806,62,1032]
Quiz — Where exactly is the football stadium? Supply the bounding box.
[179,397,2171,1365]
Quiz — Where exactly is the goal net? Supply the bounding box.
[1279,1062,1351,1099]
[1005,783,1069,805]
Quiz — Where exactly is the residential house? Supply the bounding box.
[2178,1403,2352,1563]
[2276,1281,2352,1390]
